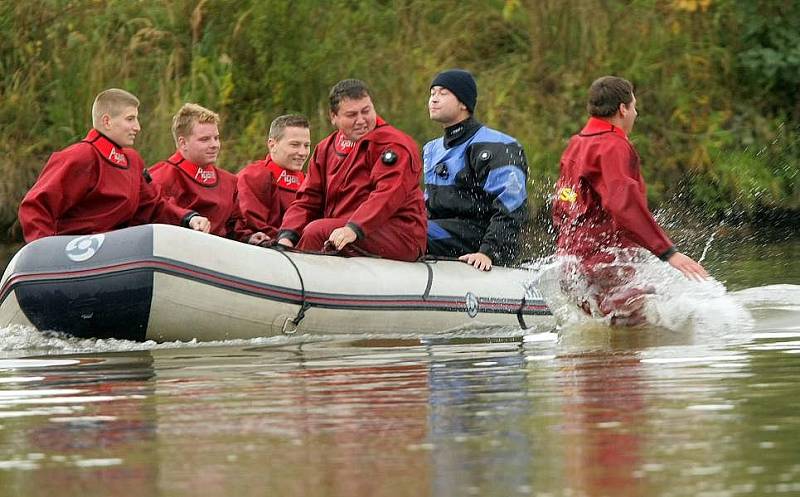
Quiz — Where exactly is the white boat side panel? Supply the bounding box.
[151,226,303,290]
[0,292,34,329]
[150,225,431,296]
[146,272,296,342]
[294,255,430,295]
[144,272,547,341]
[427,263,530,299]
[291,308,524,334]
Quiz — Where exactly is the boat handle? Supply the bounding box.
[281,316,299,335]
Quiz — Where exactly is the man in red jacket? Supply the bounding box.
[19,89,210,243]
[236,114,310,245]
[552,76,707,324]
[148,103,248,241]
[276,79,426,262]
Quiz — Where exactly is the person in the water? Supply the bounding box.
[552,76,708,325]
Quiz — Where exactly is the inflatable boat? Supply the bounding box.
[0,224,552,342]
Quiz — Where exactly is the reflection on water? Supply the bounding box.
[0,353,156,497]
[0,302,799,497]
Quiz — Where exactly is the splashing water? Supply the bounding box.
[525,248,753,338]
[698,222,723,264]
[0,324,304,358]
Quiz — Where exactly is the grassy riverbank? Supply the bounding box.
[1,0,798,241]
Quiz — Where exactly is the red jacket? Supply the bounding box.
[149,152,246,240]
[235,156,305,238]
[19,129,192,243]
[552,118,674,264]
[279,118,426,251]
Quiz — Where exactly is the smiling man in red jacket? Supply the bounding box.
[276,79,426,262]
[552,76,707,324]
[236,114,310,245]
[18,89,210,243]
[148,103,248,241]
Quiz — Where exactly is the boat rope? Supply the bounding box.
[272,248,310,334]
[422,260,434,300]
[516,295,529,329]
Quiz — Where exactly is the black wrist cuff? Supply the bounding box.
[182,211,199,227]
[346,222,365,240]
[276,229,300,244]
[658,246,677,261]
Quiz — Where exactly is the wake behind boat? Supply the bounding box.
[0,225,552,341]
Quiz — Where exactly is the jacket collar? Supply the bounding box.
[264,155,305,191]
[579,117,628,139]
[83,129,129,167]
[168,151,218,186]
[443,116,482,149]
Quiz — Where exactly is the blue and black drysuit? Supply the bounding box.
[423,117,528,265]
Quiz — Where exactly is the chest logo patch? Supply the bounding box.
[434,162,448,178]
[558,187,578,203]
[381,149,398,165]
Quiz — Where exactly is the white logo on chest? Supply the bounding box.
[277,170,301,186]
[195,168,215,182]
[108,147,126,165]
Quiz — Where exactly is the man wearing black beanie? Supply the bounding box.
[423,69,529,270]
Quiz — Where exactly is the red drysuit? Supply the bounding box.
[278,118,427,262]
[552,118,676,324]
[19,129,193,243]
[235,156,305,239]
[553,117,675,264]
[148,152,246,240]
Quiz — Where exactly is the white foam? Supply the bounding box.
[526,251,754,339]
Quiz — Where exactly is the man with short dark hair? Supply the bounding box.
[236,114,311,245]
[552,76,707,324]
[276,79,426,262]
[424,69,529,271]
[19,89,210,243]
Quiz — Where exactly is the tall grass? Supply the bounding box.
[1,0,798,240]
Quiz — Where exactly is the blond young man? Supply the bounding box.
[19,89,210,242]
[148,103,247,240]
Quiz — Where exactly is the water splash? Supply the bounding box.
[698,222,723,264]
[0,323,533,358]
[0,324,298,357]
[525,249,753,339]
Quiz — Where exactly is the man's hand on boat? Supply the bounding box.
[459,252,492,271]
[667,252,709,282]
[277,238,294,248]
[188,216,211,233]
[327,226,357,251]
[248,232,270,245]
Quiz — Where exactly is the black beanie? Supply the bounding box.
[430,69,477,114]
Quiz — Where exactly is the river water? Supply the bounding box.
[0,233,798,497]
